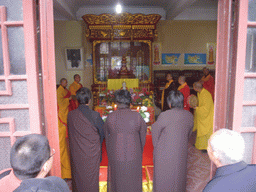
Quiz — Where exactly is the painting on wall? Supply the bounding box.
[184,53,206,65]
[162,53,181,65]
[206,43,216,65]
[65,48,84,70]
[152,43,161,65]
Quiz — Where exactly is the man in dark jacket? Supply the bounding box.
[204,129,256,192]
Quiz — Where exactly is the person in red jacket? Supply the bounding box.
[200,67,215,101]
[178,76,190,111]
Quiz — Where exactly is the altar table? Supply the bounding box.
[95,105,155,125]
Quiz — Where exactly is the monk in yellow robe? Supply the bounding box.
[69,74,83,111]
[193,81,214,151]
[57,78,72,179]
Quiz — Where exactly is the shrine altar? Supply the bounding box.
[95,105,155,125]
[107,78,139,90]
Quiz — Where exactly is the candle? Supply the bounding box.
[137,106,140,112]
[114,104,117,111]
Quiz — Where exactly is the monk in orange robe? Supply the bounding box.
[178,75,190,111]
[57,78,72,179]
[200,67,215,101]
[161,73,177,111]
[69,74,83,111]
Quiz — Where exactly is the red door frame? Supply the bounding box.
[232,0,256,163]
[39,0,61,177]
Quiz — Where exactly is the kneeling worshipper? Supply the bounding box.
[161,73,177,111]
[69,74,83,111]
[67,87,104,192]
[56,78,72,180]
[104,90,147,192]
[152,90,194,192]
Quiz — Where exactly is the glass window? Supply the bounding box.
[0,81,5,91]
[245,28,256,72]
[243,78,256,101]
[1,109,30,131]
[0,138,11,170]
[241,106,256,127]
[0,29,3,75]
[0,81,28,104]
[248,0,256,22]
[1,0,23,21]
[8,27,26,75]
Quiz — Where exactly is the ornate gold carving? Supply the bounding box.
[113,25,132,29]
[83,13,160,41]
[132,25,155,29]
[133,29,154,39]
[82,13,161,25]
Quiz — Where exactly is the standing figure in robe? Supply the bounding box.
[200,67,215,101]
[56,78,72,179]
[178,75,190,111]
[69,74,83,111]
[193,82,214,151]
[161,73,177,111]
[67,87,104,192]
[152,90,194,192]
[104,90,147,192]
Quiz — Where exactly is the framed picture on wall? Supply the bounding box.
[162,53,181,65]
[184,53,207,65]
[152,43,161,65]
[206,43,216,65]
[65,48,84,70]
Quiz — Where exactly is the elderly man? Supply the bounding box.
[200,67,215,101]
[68,87,104,192]
[193,81,214,151]
[57,78,72,180]
[0,134,69,192]
[69,74,83,110]
[178,75,190,111]
[204,129,256,191]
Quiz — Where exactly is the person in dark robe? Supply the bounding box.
[161,73,177,111]
[152,90,194,192]
[67,87,104,192]
[104,90,147,192]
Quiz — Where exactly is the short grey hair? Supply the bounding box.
[210,129,245,165]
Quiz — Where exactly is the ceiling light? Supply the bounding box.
[116,4,122,14]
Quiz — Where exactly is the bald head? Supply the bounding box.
[203,67,210,76]
[178,76,186,85]
[193,81,203,92]
[60,78,67,88]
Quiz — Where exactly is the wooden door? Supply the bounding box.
[0,0,60,176]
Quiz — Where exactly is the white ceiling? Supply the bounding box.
[53,0,218,21]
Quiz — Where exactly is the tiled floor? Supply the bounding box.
[186,132,211,192]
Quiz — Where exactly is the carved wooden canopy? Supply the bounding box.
[82,13,161,42]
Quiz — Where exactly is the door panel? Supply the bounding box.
[0,1,41,170]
